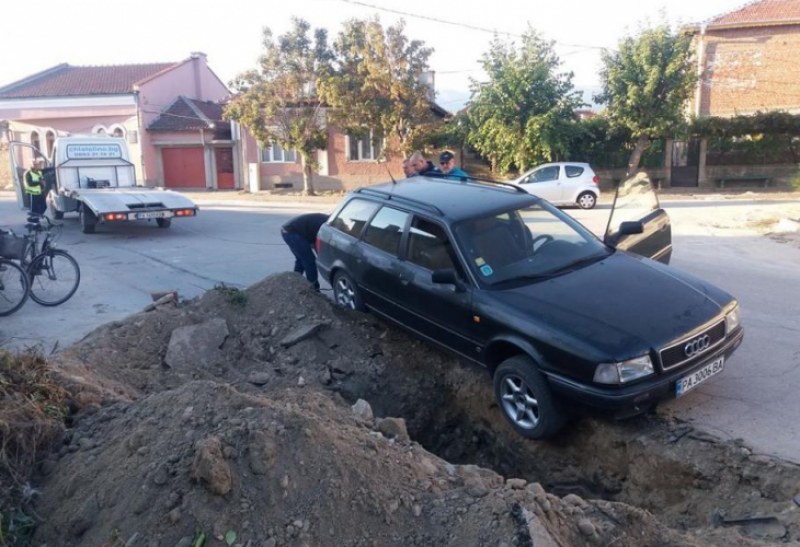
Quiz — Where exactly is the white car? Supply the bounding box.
[513,162,600,209]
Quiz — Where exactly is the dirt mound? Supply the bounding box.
[22,273,800,546]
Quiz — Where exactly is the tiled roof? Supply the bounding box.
[148,96,226,132]
[705,0,800,29]
[0,63,177,98]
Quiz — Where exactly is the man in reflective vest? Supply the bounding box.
[23,157,47,216]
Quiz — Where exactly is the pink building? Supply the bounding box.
[0,53,234,189]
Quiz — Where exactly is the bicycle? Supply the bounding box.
[20,215,81,307]
[0,233,30,316]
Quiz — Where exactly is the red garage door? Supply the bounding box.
[163,147,206,188]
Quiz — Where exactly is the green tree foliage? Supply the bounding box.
[226,18,332,195]
[319,18,437,158]
[596,23,696,174]
[465,29,583,175]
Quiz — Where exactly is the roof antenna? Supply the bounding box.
[385,164,397,185]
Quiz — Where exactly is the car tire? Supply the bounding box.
[493,355,565,439]
[156,218,172,229]
[332,271,363,311]
[576,191,597,210]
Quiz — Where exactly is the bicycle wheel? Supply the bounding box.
[27,250,81,306]
[0,259,29,316]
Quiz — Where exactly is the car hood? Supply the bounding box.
[484,251,733,360]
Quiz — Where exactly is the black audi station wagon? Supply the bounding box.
[316,174,744,438]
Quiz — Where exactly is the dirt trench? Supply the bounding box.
[316,301,800,546]
[23,273,800,546]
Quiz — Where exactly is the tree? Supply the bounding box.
[318,18,436,159]
[596,23,697,175]
[466,29,583,175]
[226,18,332,195]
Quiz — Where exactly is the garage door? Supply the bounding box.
[163,147,206,188]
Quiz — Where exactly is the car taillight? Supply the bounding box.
[315,236,321,253]
[592,175,599,184]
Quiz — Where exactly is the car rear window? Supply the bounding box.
[362,206,409,255]
[565,165,584,178]
[330,199,379,238]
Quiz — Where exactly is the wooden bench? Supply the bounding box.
[716,176,770,189]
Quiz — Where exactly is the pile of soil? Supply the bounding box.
[25,273,800,546]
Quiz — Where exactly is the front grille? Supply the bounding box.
[660,320,726,370]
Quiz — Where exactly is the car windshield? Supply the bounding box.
[453,200,608,287]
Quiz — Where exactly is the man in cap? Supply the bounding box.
[438,150,469,181]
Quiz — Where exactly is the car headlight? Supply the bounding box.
[594,355,654,384]
[725,304,741,334]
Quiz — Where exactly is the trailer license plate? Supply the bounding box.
[676,357,724,397]
[130,211,170,220]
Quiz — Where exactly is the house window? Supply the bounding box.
[260,142,297,163]
[30,131,41,152]
[46,130,56,157]
[347,131,383,161]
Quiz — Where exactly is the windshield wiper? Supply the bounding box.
[548,251,609,275]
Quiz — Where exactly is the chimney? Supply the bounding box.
[190,52,207,99]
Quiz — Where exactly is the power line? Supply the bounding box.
[339,0,607,52]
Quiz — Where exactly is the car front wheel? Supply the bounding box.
[493,355,565,439]
[332,271,363,311]
[576,191,597,210]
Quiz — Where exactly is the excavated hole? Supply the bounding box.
[336,356,800,542]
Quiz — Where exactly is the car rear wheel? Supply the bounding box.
[332,271,363,311]
[493,355,565,439]
[156,218,172,229]
[80,206,97,234]
[576,191,597,210]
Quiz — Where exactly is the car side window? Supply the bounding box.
[330,199,379,238]
[565,165,584,178]
[531,166,559,183]
[406,217,458,272]
[362,206,409,255]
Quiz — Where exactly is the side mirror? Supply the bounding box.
[618,221,644,235]
[432,268,465,292]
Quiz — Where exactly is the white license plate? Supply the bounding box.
[676,357,724,397]
[130,211,170,220]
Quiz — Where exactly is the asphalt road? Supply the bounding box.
[1,190,799,464]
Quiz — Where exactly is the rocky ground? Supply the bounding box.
[11,273,800,546]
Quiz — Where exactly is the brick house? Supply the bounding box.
[675,0,800,187]
[0,53,235,190]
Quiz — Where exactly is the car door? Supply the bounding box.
[519,165,562,203]
[391,216,481,360]
[8,141,48,211]
[603,172,672,264]
[356,205,414,318]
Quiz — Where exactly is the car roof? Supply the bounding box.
[350,177,539,223]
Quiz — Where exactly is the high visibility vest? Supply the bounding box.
[23,169,43,196]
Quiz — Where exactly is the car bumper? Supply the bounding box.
[546,327,745,417]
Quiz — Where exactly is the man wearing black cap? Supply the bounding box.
[438,150,469,181]
[281,212,329,291]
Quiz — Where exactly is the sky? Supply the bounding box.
[2,0,750,111]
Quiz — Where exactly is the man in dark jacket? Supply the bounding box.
[281,212,329,290]
[408,151,439,177]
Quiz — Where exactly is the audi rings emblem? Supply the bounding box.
[684,334,711,357]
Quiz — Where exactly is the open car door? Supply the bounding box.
[8,141,48,212]
[603,172,672,264]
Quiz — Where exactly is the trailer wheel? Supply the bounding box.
[156,218,172,229]
[80,207,97,234]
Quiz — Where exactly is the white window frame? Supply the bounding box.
[260,141,297,164]
[346,131,384,162]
